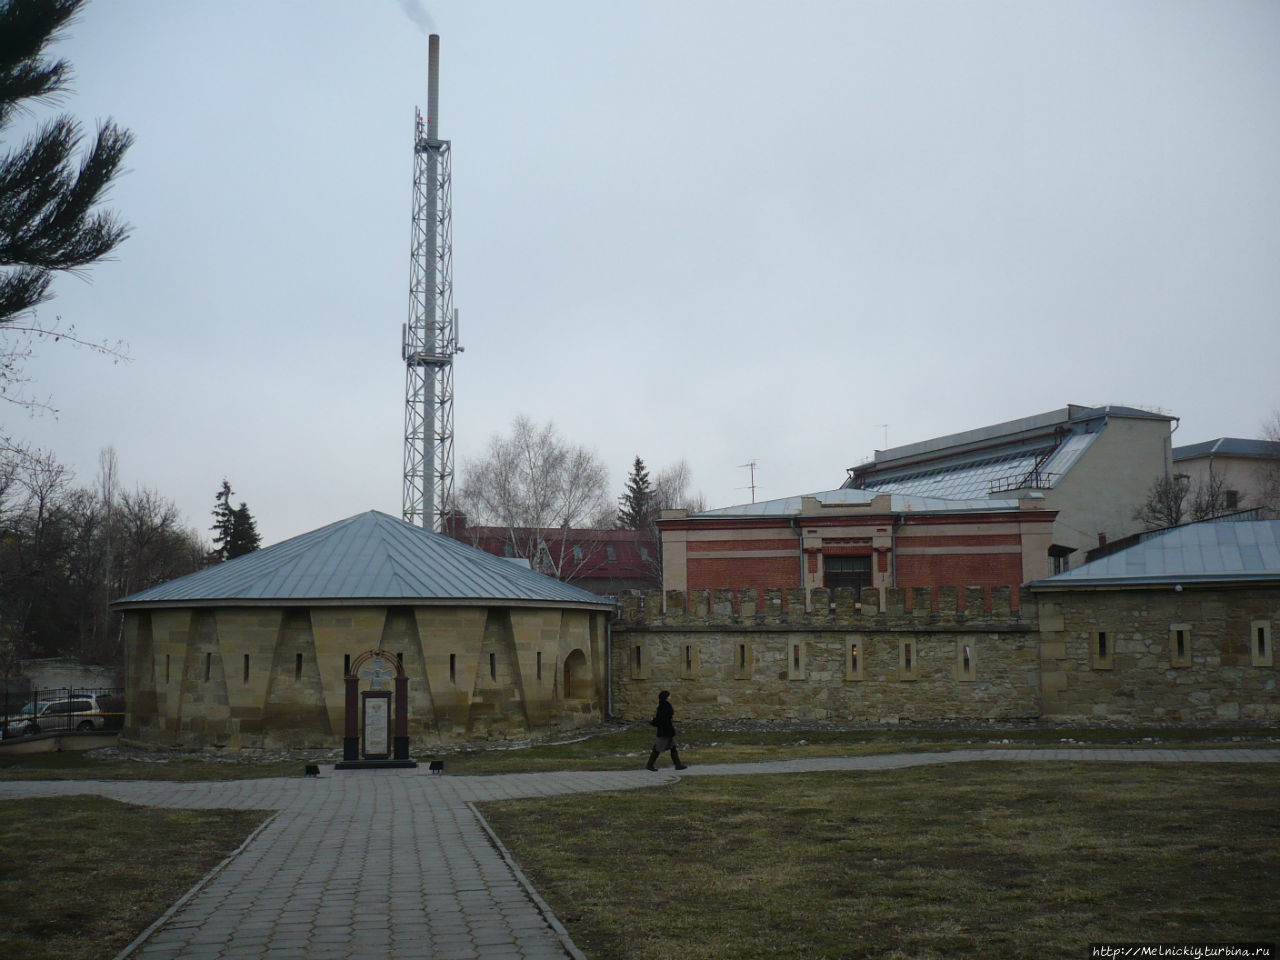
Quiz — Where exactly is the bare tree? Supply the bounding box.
[1261,409,1280,515]
[1133,472,1232,531]
[654,460,706,514]
[457,416,613,581]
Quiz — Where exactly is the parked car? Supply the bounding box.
[1,695,120,737]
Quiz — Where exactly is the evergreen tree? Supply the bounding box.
[617,456,655,529]
[1,0,134,326]
[227,502,260,558]
[210,479,234,562]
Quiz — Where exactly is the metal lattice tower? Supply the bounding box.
[402,34,459,530]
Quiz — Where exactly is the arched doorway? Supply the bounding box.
[563,648,591,700]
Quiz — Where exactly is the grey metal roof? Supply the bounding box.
[1030,519,1280,588]
[849,432,1099,500]
[687,488,1024,519]
[114,511,612,608]
[849,403,1172,473]
[1173,437,1280,461]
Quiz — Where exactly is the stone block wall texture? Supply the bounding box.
[612,587,1041,722]
[121,604,607,749]
[1037,587,1280,722]
[613,586,1280,723]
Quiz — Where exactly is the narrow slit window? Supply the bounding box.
[904,642,913,672]
[537,651,543,680]
[165,654,171,685]
[449,653,456,683]
[963,645,971,673]
[793,644,801,671]
[1176,630,1186,659]
[739,644,747,669]
[1094,631,1113,669]
[204,652,212,682]
[686,645,693,671]
[850,643,858,672]
[294,653,303,680]
[344,653,351,676]
[1259,627,1268,658]
[489,653,496,680]
[243,654,250,683]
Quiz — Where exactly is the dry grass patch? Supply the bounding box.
[0,750,311,781]
[0,796,268,960]
[481,763,1280,960]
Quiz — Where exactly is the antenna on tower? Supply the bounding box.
[738,459,760,504]
[403,34,460,530]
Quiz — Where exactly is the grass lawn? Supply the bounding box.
[0,796,268,960]
[0,723,1271,780]
[480,762,1280,960]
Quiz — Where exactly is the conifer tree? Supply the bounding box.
[1,0,134,326]
[210,479,235,562]
[617,456,655,529]
[227,503,260,558]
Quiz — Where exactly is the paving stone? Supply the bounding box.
[1,749,1273,960]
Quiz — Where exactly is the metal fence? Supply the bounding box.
[0,687,125,738]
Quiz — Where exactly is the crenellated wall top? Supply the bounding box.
[614,586,1037,630]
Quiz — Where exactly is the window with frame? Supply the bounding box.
[899,639,918,680]
[787,641,807,681]
[681,643,699,679]
[823,555,872,597]
[632,644,648,680]
[606,545,617,562]
[845,640,864,681]
[1251,621,1273,667]
[572,545,584,562]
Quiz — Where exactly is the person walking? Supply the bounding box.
[646,690,688,771]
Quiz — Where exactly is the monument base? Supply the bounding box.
[334,759,419,770]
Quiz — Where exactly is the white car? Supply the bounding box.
[1,696,118,737]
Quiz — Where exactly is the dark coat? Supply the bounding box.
[653,699,676,739]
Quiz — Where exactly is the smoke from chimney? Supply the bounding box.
[395,0,436,34]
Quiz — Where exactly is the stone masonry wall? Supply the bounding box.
[611,586,1041,722]
[1037,587,1280,722]
[613,585,1280,724]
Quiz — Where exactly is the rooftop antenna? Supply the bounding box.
[402,33,461,530]
[879,424,889,448]
[738,459,760,504]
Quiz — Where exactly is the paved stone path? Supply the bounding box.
[2,748,1276,960]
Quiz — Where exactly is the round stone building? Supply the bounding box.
[114,511,613,750]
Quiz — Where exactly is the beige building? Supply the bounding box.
[1173,437,1280,514]
[113,512,613,751]
[845,404,1177,572]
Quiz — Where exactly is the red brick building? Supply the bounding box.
[658,489,1056,607]
[444,517,660,597]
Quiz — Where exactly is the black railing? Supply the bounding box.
[0,687,125,739]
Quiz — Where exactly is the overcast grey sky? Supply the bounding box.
[6,0,1279,546]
